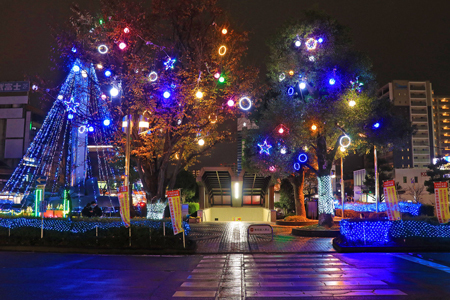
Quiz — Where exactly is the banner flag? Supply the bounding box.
[434,182,450,224]
[383,180,401,221]
[167,190,184,235]
[118,186,130,228]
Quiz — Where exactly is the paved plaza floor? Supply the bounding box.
[189,222,335,253]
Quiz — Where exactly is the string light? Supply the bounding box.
[98,45,108,54]
[164,57,176,70]
[257,140,272,155]
[196,91,203,99]
[71,47,77,53]
[293,163,300,171]
[349,100,356,107]
[218,45,227,56]
[119,42,127,50]
[222,28,227,35]
[298,153,308,163]
[238,97,252,110]
[318,37,324,43]
[311,124,317,131]
[198,138,205,146]
[318,175,334,215]
[81,70,88,78]
[309,55,315,62]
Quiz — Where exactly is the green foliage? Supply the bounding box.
[187,202,200,214]
[174,170,198,202]
[424,158,450,193]
[277,179,295,215]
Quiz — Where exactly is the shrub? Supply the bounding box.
[187,202,200,215]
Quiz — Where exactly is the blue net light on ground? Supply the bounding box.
[334,202,421,216]
[340,219,450,245]
[0,217,190,235]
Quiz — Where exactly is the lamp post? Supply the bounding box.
[374,145,379,213]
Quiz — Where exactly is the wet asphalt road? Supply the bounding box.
[0,251,449,300]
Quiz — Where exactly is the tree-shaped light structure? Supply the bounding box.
[1,60,117,209]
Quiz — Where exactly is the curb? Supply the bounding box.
[276,221,318,226]
[292,228,340,237]
[332,237,450,253]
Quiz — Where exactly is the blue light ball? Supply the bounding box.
[68,114,74,120]
[163,91,171,99]
[72,65,80,72]
[88,126,94,132]
[318,38,324,43]
[373,122,380,129]
[103,119,111,126]
[104,70,112,77]
[329,78,336,85]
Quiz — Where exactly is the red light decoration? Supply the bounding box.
[275,124,289,135]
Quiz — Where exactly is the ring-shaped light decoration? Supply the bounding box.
[339,135,351,148]
[149,71,158,82]
[293,163,301,171]
[298,153,308,164]
[287,87,294,96]
[305,38,317,51]
[78,125,86,134]
[98,44,109,54]
[279,73,285,82]
[218,45,227,56]
[239,97,252,110]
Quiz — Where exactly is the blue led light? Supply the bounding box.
[373,122,380,129]
[71,47,77,53]
[103,119,111,126]
[298,153,308,163]
[88,126,94,132]
[68,114,74,120]
[299,82,306,90]
[329,78,336,85]
[318,38,324,43]
[104,70,112,77]
[163,91,171,99]
[288,87,294,96]
[72,65,80,72]
[293,162,300,171]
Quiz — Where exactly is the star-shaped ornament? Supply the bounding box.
[64,97,80,113]
[258,140,272,155]
[164,57,176,70]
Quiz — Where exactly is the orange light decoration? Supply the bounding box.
[222,28,228,35]
[311,124,317,131]
[289,70,294,76]
[218,45,227,56]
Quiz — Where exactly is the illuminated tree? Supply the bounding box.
[245,12,409,226]
[53,0,257,202]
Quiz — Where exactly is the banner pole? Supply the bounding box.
[183,232,185,249]
[41,214,44,239]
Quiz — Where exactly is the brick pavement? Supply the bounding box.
[189,222,335,254]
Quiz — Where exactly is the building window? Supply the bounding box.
[414,176,418,183]
[403,177,407,183]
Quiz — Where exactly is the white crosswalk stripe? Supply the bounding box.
[173,254,407,298]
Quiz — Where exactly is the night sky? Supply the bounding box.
[1,0,450,96]
[1,0,449,170]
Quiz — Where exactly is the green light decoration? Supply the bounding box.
[63,190,70,218]
[34,188,43,217]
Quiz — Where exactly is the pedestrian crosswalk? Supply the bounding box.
[173,254,407,298]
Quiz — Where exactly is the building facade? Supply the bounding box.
[433,95,450,159]
[378,80,435,168]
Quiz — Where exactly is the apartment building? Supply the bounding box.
[433,95,450,158]
[378,80,434,169]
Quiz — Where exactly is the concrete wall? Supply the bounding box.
[200,207,275,222]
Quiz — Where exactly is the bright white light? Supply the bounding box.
[103,119,111,126]
[243,122,247,127]
[78,126,86,134]
[101,94,107,100]
[279,73,285,82]
[280,147,287,154]
[329,78,336,85]
[227,99,235,107]
[139,121,149,128]
[234,182,239,199]
[124,27,130,33]
[110,87,119,97]
[196,91,203,99]
[198,138,205,146]
[163,91,171,99]
[81,70,88,78]
[32,85,38,91]
[68,114,74,120]
[294,40,301,47]
[340,146,346,152]
[309,55,315,62]
[239,97,252,110]
[97,64,103,69]
[88,126,94,132]
[119,42,127,50]
[177,119,182,125]
[339,135,351,148]
[72,65,80,72]
[349,100,356,107]
[299,82,306,90]
[57,95,63,100]
[104,70,112,77]
[148,71,158,82]
[98,45,108,54]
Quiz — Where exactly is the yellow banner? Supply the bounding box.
[167,190,184,235]
[118,186,130,228]
[383,180,401,221]
[434,182,450,224]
